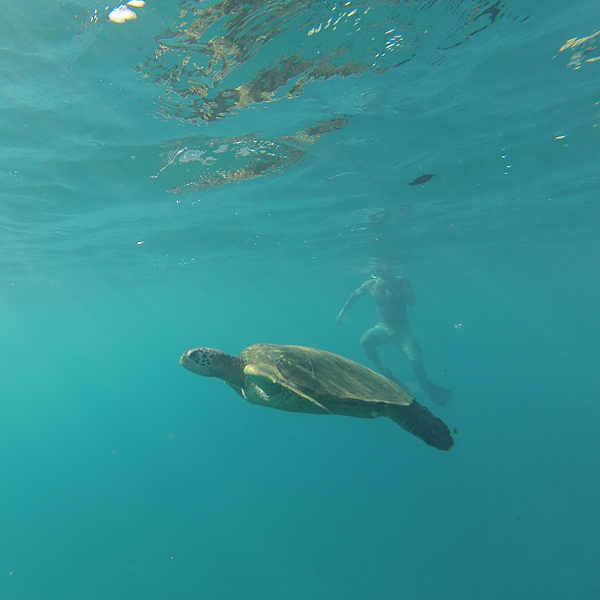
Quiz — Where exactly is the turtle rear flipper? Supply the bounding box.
[387,401,454,451]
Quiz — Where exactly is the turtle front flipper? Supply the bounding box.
[244,364,331,415]
[387,401,454,451]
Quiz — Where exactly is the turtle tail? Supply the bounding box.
[387,401,454,451]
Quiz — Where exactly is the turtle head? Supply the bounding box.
[180,347,245,388]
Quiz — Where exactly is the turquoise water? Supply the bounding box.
[1,0,600,598]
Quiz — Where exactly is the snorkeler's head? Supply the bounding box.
[373,263,392,279]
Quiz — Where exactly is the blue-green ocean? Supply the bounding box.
[1,1,599,599]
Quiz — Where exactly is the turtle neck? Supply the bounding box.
[211,350,246,391]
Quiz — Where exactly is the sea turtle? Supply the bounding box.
[180,343,454,451]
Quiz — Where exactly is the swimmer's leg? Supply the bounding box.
[398,336,453,406]
[360,326,405,387]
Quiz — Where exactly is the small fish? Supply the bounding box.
[453,427,459,434]
[409,173,434,186]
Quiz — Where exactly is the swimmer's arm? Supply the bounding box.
[336,281,372,322]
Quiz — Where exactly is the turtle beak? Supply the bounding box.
[180,349,195,369]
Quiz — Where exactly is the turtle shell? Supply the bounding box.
[241,344,413,415]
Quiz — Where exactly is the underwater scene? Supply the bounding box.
[1,0,599,598]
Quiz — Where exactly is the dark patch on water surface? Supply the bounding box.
[138,0,512,123]
[155,116,349,192]
[409,174,434,186]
